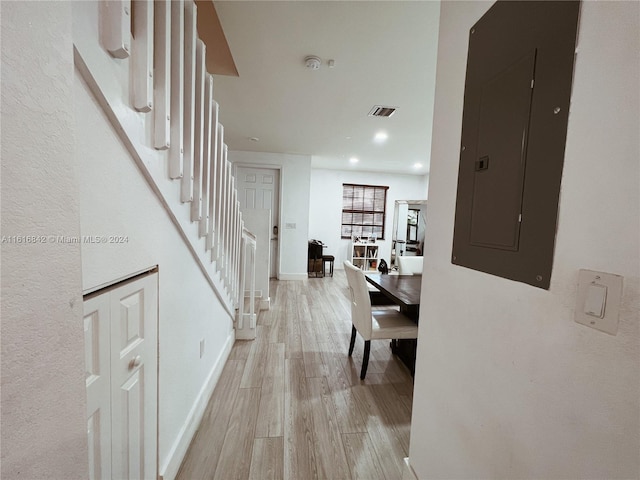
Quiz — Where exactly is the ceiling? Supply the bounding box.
[211,1,441,175]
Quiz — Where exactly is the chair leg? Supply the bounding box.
[360,340,371,380]
[348,325,357,356]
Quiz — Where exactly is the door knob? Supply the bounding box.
[129,355,142,370]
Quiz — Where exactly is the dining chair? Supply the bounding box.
[343,261,419,379]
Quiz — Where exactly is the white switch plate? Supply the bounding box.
[575,269,623,335]
[584,283,606,318]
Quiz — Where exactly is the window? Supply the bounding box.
[341,183,388,240]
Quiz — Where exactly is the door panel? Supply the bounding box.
[244,189,256,209]
[470,50,536,250]
[117,290,144,354]
[84,294,112,480]
[121,370,143,479]
[87,411,104,480]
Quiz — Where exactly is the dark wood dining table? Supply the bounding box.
[364,273,421,321]
[364,273,422,375]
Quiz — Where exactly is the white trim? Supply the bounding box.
[82,265,157,295]
[158,330,235,480]
[234,315,256,340]
[278,273,308,281]
[402,457,419,480]
[259,297,271,311]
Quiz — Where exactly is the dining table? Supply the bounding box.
[364,273,421,320]
[364,273,422,375]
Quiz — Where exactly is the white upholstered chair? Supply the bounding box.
[397,255,424,275]
[343,261,418,379]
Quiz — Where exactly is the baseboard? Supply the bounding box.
[278,273,308,281]
[402,457,419,480]
[235,327,256,340]
[259,297,271,311]
[159,331,235,480]
[235,312,256,339]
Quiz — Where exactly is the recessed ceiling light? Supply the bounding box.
[414,162,423,169]
[374,131,388,143]
[349,157,359,164]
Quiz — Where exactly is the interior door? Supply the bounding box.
[111,274,158,480]
[84,294,112,480]
[236,167,280,278]
[83,273,158,480]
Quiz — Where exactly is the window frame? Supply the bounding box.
[341,183,389,240]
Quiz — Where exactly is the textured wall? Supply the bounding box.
[1,2,89,478]
[74,71,235,473]
[409,1,640,478]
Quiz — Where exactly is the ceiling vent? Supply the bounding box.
[368,105,397,118]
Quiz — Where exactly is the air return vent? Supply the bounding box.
[368,105,397,117]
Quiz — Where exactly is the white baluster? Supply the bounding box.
[132,0,153,112]
[153,0,170,150]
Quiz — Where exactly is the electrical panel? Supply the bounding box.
[452,0,580,289]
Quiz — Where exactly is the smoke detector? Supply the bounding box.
[304,55,321,70]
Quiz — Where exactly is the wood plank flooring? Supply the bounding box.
[176,271,414,480]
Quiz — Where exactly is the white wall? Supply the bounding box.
[229,150,312,279]
[74,71,234,476]
[309,168,428,268]
[410,2,640,478]
[2,17,237,467]
[0,2,89,478]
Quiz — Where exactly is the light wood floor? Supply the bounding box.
[176,270,414,480]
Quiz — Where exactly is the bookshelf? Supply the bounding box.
[350,241,379,271]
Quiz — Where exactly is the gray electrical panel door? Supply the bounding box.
[470,50,536,251]
[452,1,580,289]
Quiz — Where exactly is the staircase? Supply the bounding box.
[73,0,254,322]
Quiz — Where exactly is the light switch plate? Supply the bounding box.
[575,269,623,335]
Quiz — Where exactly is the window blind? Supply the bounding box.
[341,183,388,240]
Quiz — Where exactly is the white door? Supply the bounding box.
[110,274,158,480]
[84,273,158,480]
[236,167,280,278]
[84,294,112,480]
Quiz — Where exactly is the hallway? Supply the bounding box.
[176,271,415,479]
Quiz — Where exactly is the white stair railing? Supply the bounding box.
[235,228,257,340]
[74,0,246,318]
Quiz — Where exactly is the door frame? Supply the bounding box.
[233,162,283,279]
[82,267,159,480]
